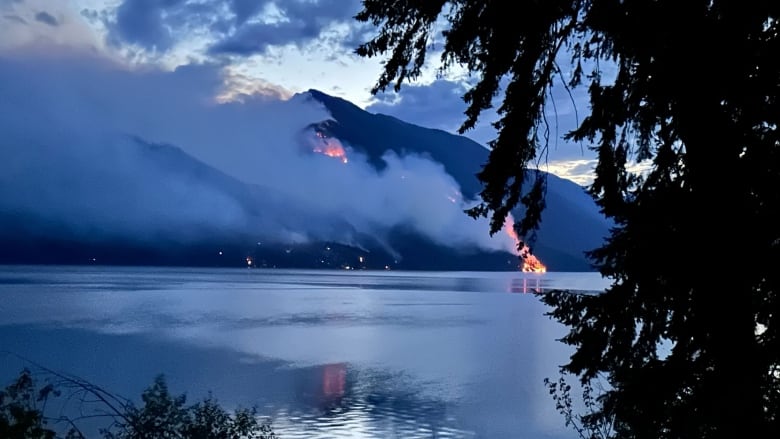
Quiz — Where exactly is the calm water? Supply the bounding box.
[0,266,609,438]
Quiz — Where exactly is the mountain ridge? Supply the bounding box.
[0,90,607,271]
[305,89,609,271]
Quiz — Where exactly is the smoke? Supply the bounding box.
[0,50,516,256]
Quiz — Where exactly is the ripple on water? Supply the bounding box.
[268,391,476,439]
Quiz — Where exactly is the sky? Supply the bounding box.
[0,0,609,185]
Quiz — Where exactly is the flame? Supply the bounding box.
[312,130,348,163]
[503,214,547,273]
[519,248,547,273]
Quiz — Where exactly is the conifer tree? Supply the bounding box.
[357,1,779,437]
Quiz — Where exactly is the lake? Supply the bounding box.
[0,266,610,438]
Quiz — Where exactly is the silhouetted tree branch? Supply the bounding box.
[0,364,276,439]
[357,1,780,438]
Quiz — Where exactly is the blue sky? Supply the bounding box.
[0,0,619,185]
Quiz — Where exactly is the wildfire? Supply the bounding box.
[519,247,547,273]
[312,130,348,163]
[503,214,547,273]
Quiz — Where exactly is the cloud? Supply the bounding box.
[217,67,294,102]
[542,160,596,186]
[541,158,653,187]
[209,0,363,56]
[366,79,503,148]
[368,80,470,133]
[0,2,103,54]
[102,0,364,58]
[1,0,25,25]
[366,77,598,167]
[105,0,228,53]
[228,0,267,25]
[0,50,517,256]
[3,13,25,24]
[107,0,182,51]
[34,10,57,26]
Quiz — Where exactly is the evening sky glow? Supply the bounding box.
[0,0,628,185]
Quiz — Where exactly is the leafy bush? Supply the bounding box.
[0,369,57,439]
[1,369,276,439]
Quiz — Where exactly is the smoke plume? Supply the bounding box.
[0,50,516,257]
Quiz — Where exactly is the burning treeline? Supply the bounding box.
[503,214,547,273]
[308,129,546,272]
[312,130,348,163]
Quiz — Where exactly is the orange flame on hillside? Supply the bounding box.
[503,214,547,273]
[312,131,348,163]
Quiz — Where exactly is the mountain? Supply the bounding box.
[0,90,608,271]
[305,90,610,271]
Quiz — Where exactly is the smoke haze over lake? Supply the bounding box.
[0,51,518,256]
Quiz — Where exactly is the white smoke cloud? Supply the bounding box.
[0,49,516,256]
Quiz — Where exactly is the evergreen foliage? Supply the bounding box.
[356,1,780,437]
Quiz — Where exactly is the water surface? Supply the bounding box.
[0,266,609,438]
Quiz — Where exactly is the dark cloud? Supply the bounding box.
[209,0,363,56]
[106,0,227,52]
[34,11,58,26]
[209,20,317,55]
[104,0,363,56]
[4,14,26,24]
[229,0,266,25]
[108,0,180,51]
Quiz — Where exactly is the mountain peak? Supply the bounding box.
[295,89,610,271]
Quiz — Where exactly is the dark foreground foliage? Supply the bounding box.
[0,369,276,439]
[357,1,779,438]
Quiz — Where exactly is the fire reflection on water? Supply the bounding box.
[509,276,544,294]
[322,363,347,399]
